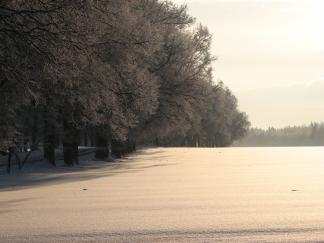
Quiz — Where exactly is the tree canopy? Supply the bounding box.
[0,0,249,166]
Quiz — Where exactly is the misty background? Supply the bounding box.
[174,0,324,128]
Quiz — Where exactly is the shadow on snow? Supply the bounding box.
[0,148,172,192]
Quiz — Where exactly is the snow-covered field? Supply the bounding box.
[1,147,324,242]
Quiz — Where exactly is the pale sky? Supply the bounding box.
[172,0,324,128]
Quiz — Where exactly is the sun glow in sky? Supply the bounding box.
[173,0,324,128]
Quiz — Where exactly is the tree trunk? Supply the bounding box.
[132,140,136,152]
[72,130,79,165]
[126,139,136,153]
[63,121,79,166]
[111,139,121,158]
[83,129,88,147]
[43,107,56,166]
[63,142,73,166]
[6,149,12,174]
[31,108,39,145]
[90,128,96,147]
[44,140,55,166]
[95,128,110,159]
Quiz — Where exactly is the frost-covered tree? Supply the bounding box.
[159,82,250,147]
[146,28,213,139]
[0,0,83,153]
[0,0,250,168]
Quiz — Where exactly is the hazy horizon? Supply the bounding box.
[173,0,324,128]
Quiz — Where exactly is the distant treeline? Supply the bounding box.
[0,1,249,168]
[235,122,324,147]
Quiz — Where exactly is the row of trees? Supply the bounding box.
[0,0,249,167]
[235,122,324,147]
[159,82,250,147]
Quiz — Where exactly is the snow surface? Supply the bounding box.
[1,147,324,242]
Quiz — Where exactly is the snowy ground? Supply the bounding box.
[1,147,324,242]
